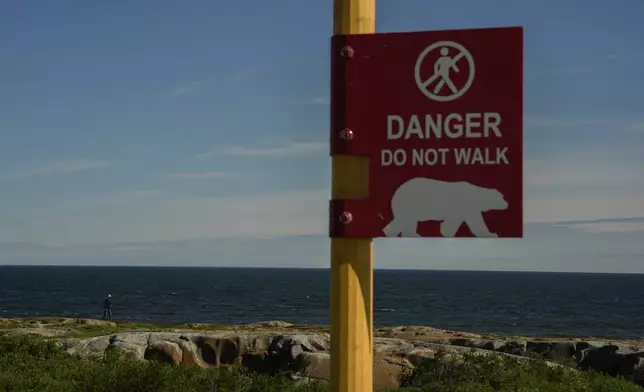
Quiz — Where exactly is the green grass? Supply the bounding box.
[0,333,642,392]
[0,333,328,392]
[0,317,330,339]
[2,318,250,339]
[399,349,644,392]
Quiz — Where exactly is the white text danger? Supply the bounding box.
[387,113,502,140]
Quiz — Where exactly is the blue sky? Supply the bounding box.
[0,0,643,272]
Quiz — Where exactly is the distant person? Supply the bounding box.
[102,294,113,321]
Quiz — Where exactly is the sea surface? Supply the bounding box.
[1,266,643,340]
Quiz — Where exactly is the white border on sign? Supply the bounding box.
[414,41,475,102]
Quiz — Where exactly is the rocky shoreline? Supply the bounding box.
[2,318,643,388]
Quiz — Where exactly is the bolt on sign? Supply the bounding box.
[329,26,523,238]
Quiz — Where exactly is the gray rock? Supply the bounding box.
[374,337,415,355]
[296,352,331,380]
[249,335,274,352]
[573,341,607,364]
[288,334,330,352]
[628,356,644,385]
[144,341,182,364]
[497,340,527,356]
[449,338,503,351]
[290,344,304,360]
[404,347,449,367]
[44,330,644,388]
[76,336,111,358]
[149,332,184,344]
[581,344,644,377]
[111,332,149,347]
[108,333,149,359]
[526,341,576,361]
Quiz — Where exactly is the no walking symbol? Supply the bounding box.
[414,41,475,102]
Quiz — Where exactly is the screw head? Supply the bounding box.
[340,128,354,140]
[339,212,353,224]
[340,46,354,58]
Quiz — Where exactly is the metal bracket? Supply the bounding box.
[330,35,350,156]
[329,35,371,157]
[329,35,376,238]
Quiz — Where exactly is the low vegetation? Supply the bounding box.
[400,349,644,391]
[0,333,642,392]
[0,317,329,339]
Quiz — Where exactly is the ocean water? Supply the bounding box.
[0,266,643,340]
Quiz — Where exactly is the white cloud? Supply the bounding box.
[98,190,162,205]
[197,141,327,160]
[558,65,605,74]
[588,144,644,160]
[525,117,613,128]
[168,172,235,179]
[524,143,644,190]
[528,65,605,78]
[112,245,154,252]
[525,161,644,188]
[625,122,644,133]
[168,80,208,97]
[167,69,260,97]
[303,96,329,105]
[37,190,163,214]
[2,179,642,247]
[228,68,262,82]
[525,116,644,135]
[2,226,643,272]
[0,188,329,246]
[555,220,644,233]
[2,140,643,247]
[0,159,111,181]
[525,194,644,223]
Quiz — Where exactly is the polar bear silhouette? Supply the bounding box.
[381,177,508,238]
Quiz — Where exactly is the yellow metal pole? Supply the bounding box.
[331,1,375,392]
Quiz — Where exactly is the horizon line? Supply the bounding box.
[0,264,642,275]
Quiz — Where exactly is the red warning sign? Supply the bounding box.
[330,26,523,238]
